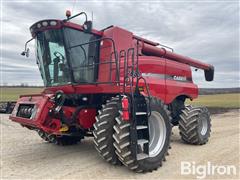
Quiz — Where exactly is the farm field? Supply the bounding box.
[0,87,239,108]
[0,87,43,101]
[188,93,240,108]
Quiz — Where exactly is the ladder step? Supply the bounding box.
[136,125,148,130]
[136,112,147,115]
[137,139,149,145]
[137,153,149,160]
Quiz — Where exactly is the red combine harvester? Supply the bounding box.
[10,11,214,172]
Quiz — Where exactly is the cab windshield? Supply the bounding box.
[36,28,100,87]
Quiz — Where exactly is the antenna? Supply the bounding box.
[72,0,77,14]
[91,11,93,23]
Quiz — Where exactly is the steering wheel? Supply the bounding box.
[53,51,65,61]
[53,90,66,112]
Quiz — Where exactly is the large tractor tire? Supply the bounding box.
[37,130,81,145]
[113,97,172,172]
[37,130,50,142]
[179,105,211,145]
[93,96,121,165]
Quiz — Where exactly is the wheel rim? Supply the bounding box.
[200,117,208,136]
[148,111,166,157]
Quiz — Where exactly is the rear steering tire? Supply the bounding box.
[113,97,172,172]
[179,105,211,145]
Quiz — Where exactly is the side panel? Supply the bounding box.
[165,60,198,103]
[138,56,198,104]
[138,56,166,101]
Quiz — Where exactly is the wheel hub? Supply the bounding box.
[199,116,208,136]
[148,111,166,157]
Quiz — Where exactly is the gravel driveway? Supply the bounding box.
[1,110,239,179]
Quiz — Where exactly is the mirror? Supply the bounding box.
[21,38,33,58]
[26,48,30,57]
[21,48,30,57]
[83,21,92,33]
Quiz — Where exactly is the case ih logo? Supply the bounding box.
[173,75,187,81]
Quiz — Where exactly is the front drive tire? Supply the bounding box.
[179,105,211,145]
[113,97,172,172]
[93,96,121,165]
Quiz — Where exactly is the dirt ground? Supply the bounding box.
[0,110,239,179]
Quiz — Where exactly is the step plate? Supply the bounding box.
[137,153,149,160]
[129,94,149,160]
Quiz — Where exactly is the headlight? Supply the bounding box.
[50,21,57,26]
[42,21,48,27]
[37,23,41,28]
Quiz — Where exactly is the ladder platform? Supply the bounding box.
[136,112,147,115]
[137,139,149,145]
[136,125,148,130]
[137,153,149,160]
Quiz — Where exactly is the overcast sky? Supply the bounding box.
[0,0,239,88]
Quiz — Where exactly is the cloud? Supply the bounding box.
[1,0,239,87]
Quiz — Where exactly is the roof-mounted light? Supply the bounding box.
[83,21,92,33]
[50,21,57,26]
[63,11,92,33]
[66,10,71,19]
[37,23,41,28]
[42,21,48,27]
[29,20,60,37]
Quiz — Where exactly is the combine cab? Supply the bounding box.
[10,11,214,172]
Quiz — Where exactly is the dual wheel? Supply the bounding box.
[93,96,211,172]
[93,96,172,172]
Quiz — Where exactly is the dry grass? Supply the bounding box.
[0,87,43,101]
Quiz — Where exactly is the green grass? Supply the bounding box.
[0,87,43,101]
[187,93,240,108]
[0,87,239,108]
